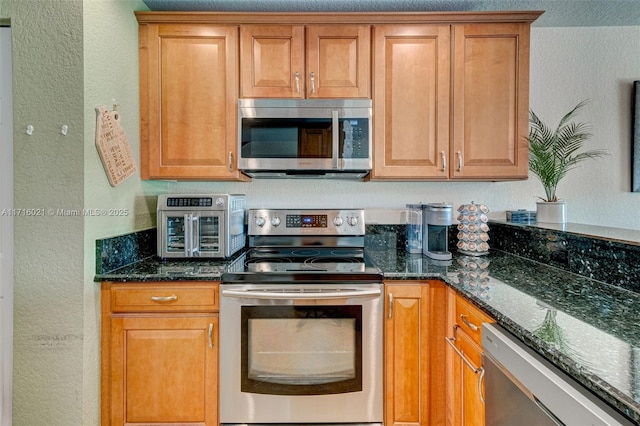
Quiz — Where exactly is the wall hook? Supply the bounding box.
[61,125,68,136]
[26,125,33,136]
[112,98,119,111]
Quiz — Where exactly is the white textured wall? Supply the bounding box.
[2,0,85,424]
[82,1,153,425]
[1,1,640,424]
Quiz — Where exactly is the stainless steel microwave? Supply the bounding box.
[238,99,372,178]
[157,194,246,259]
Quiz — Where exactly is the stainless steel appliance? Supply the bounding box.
[220,209,383,425]
[423,203,452,260]
[238,99,372,178]
[156,194,246,259]
[482,323,634,426]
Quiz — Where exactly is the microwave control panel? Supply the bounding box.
[342,119,369,159]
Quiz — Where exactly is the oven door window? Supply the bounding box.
[241,305,362,395]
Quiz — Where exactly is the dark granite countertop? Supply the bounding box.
[94,256,231,282]
[95,243,640,424]
[369,247,640,424]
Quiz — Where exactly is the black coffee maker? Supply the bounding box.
[422,203,452,260]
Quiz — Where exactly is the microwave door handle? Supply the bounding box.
[331,109,341,170]
[184,214,192,257]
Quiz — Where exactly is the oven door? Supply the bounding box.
[157,210,225,258]
[220,283,383,425]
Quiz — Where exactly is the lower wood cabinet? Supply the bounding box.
[101,281,219,426]
[446,288,495,426]
[384,280,447,426]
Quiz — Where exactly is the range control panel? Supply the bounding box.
[248,209,365,236]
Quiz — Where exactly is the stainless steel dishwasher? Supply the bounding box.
[482,323,634,426]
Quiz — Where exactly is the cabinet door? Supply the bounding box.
[451,23,530,179]
[240,25,305,98]
[451,328,485,426]
[384,281,447,426]
[109,315,218,425]
[306,25,371,98]
[140,24,244,180]
[371,25,450,179]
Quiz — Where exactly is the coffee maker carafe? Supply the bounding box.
[423,203,452,260]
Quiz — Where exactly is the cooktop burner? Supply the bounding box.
[223,248,381,284]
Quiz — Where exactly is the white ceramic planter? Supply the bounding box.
[536,201,567,223]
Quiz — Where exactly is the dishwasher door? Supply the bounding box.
[482,323,634,426]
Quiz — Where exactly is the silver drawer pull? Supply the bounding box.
[460,314,479,331]
[150,295,178,302]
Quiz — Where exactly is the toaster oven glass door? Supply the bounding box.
[160,210,223,257]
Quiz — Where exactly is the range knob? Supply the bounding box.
[255,216,266,227]
[333,216,344,227]
[347,216,359,226]
[215,197,225,207]
[271,216,281,227]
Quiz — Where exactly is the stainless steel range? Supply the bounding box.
[220,209,383,426]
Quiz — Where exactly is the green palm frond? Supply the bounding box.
[527,100,608,202]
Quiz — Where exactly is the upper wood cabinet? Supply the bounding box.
[240,24,371,98]
[451,23,531,180]
[372,21,533,180]
[138,23,247,180]
[371,24,451,179]
[135,11,540,181]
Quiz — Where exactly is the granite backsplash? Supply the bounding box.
[489,222,640,294]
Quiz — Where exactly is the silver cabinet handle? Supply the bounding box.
[445,336,482,374]
[388,293,393,319]
[208,323,214,349]
[441,151,447,172]
[460,314,479,331]
[457,150,463,172]
[295,71,300,93]
[150,295,178,302]
[310,71,316,94]
[478,363,486,404]
[228,151,233,172]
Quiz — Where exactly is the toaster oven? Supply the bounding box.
[157,194,246,259]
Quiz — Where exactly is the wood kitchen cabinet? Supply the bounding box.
[371,24,451,179]
[451,23,531,179]
[446,289,496,426]
[101,281,219,425]
[240,24,371,98]
[137,20,246,180]
[372,20,534,180]
[384,280,447,426]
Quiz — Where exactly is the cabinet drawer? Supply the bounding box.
[110,283,218,312]
[455,297,493,345]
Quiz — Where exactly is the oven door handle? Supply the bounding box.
[221,288,381,300]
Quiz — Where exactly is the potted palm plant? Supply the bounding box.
[528,100,607,223]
